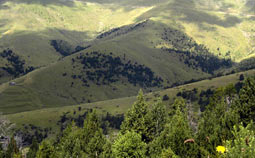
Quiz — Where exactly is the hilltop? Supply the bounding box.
[0,0,255,83]
[0,19,236,114]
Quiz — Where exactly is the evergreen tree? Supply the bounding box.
[100,140,113,158]
[0,145,4,158]
[36,140,56,158]
[5,136,19,158]
[37,110,106,158]
[27,137,39,158]
[120,90,151,142]
[149,99,199,157]
[81,110,106,158]
[168,98,186,117]
[112,130,146,158]
[161,148,179,158]
[226,122,255,158]
[86,130,106,158]
[149,98,167,138]
[57,122,85,158]
[197,87,239,155]
[235,77,255,125]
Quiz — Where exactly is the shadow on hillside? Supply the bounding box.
[0,28,92,67]
[0,27,92,89]
[249,16,255,20]
[1,28,92,46]
[136,0,242,29]
[246,0,255,14]
[0,19,8,28]
[84,0,167,7]
[169,0,242,28]
[0,0,10,9]
[0,0,75,7]
[79,0,169,12]
[0,0,166,11]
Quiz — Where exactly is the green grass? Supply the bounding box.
[0,0,254,68]
[5,68,255,134]
[137,0,255,61]
[1,0,255,133]
[0,20,212,114]
[0,0,152,67]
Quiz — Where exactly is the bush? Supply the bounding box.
[112,131,146,158]
[162,94,169,101]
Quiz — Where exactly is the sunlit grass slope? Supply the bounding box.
[0,0,254,68]
[0,20,212,114]
[0,0,152,66]
[0,0,254,117]
[6,68,255,133]
[137,0,255,61]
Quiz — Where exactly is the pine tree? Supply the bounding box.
[82,110,106,158]
[0,144,4,158]
[120,90,151,142]
[149,98,167,138]
[112,130,146,158]
[235,77,255,125]
[57,122,85,158]
[5,136,19,158]
[168,98,186,117]
[161,148,179,158]
[86,130,106,158]
[100,140,113,158]
[226,122,255,158]
[148,98,199,157]
[36,140,56,158]
[197,87,239,155]
[27,137,39,158]
[43,110,106,158]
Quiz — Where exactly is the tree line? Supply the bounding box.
[1,76,255,157]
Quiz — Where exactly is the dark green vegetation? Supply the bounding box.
[2,77,255,157]
[72,51,163,87]
[3,69,255,140]
[0,0,255,157]
[0,0,255,114]
[1,19,252,114]
[0,49,34,83]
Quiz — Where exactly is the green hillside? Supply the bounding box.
[0,0,254,83]
[1,19,237,114]
[0,0,152,65]
[0,0,254,114]
[0,0,152,83]
[6,68,255,135]
[1,0,255,157]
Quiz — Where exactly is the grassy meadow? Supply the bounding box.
[5,68,255,134]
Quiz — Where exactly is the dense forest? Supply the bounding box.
[1,76,255,157]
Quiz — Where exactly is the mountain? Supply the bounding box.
[0,0,254,114]
[0,19,234,114]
